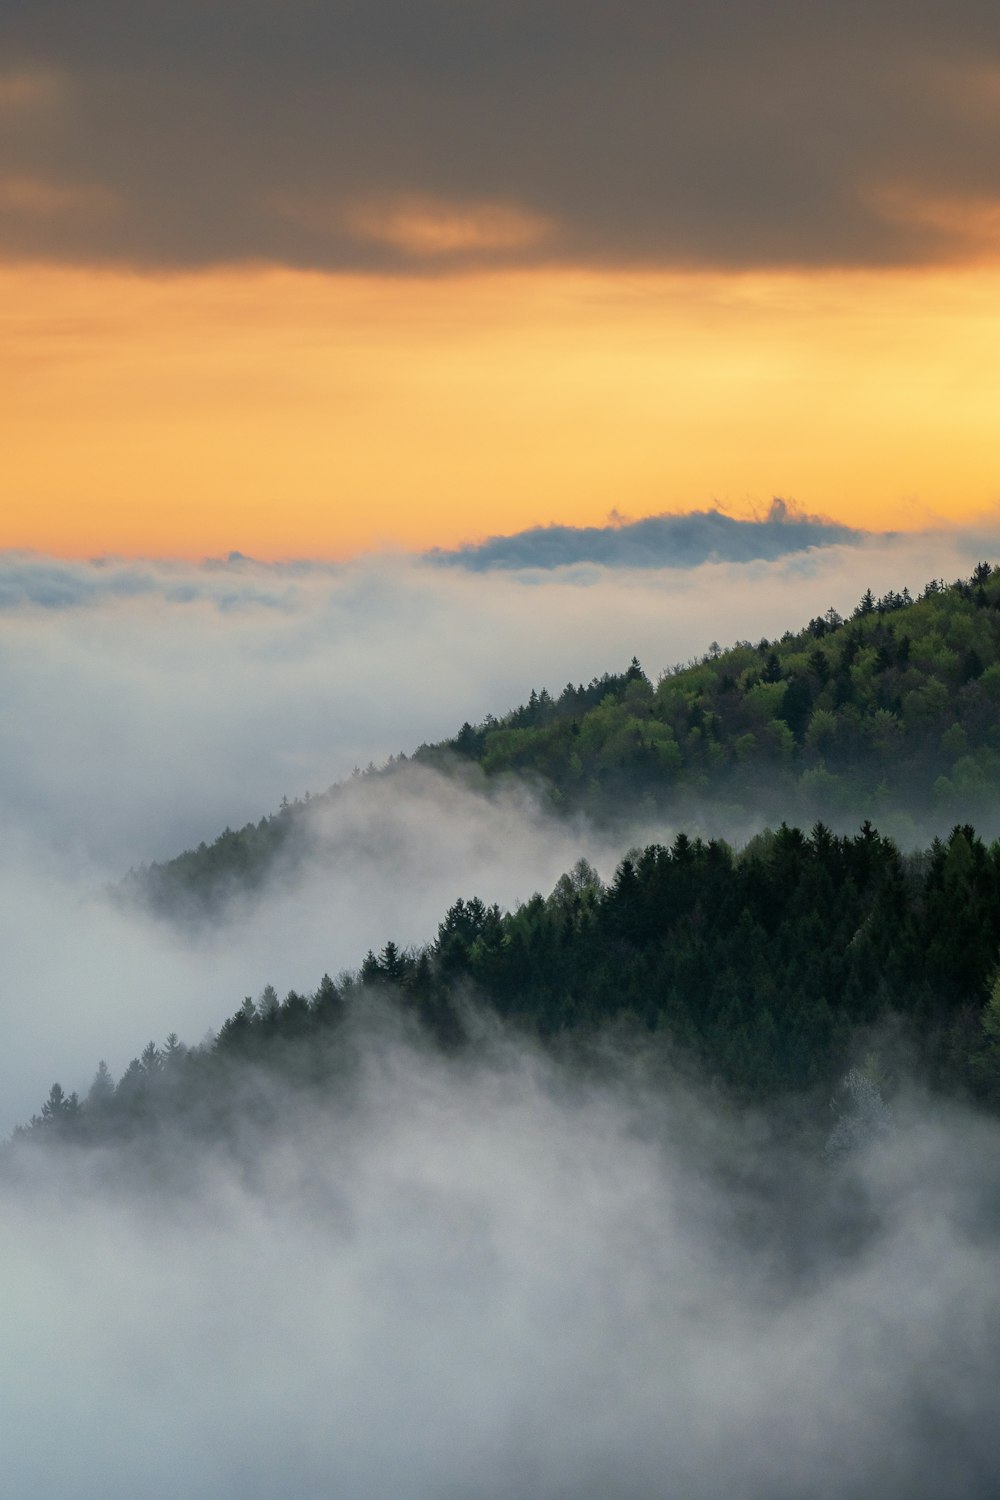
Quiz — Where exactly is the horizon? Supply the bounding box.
[6,9,1000,1493]
[5,264,1000,558]
[4,3,1000,558]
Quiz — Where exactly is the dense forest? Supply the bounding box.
[30,562,1000,1154]
[21,819,1000,1148]
[422,563,1000,830]
[124,562,1000,915]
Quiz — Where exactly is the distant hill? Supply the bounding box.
[419,561,1000,837]
[122,562,1000,916]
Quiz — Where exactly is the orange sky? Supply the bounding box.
[3,261,1000,559]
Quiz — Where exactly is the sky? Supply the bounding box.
[3,0,1000,556]
[6,13,1000,1484]
[3,0,1000,1117]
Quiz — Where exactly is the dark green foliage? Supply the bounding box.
[119,801,307,917]
[25,821,1000,1149]
[119,564,1000,917]
[58,563,1000,1147]
[313,973,345,1027]
[413,563,1000,834]
[38,1083,81,1133]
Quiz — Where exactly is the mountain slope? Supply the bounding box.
[30,820,1000,1146]
[419,564,1000,832]
[124,563,1000,915]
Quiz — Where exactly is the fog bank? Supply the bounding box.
[0,765,635,1134]
[3,1031,1000,1499]
[3,530,996,869]
[4,527,1000,1128]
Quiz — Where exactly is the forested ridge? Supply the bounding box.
[423,562,1000,830]
[22,820,1000,1145]
[41,562,1000,1151]
[125,563,1000,915]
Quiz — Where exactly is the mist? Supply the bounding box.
[3,527,996,868]
[5,529,1000,1492]
[4,1023,1000,1499]
[3,526,1000,1129]
[0,766,633,1133]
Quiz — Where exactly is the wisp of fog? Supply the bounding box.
[3,1018,1000,1500]
[2,530,998,1129]
[4,531,1000,1494]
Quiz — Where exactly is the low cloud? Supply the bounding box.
[0,768,624,1134]
[430,499,868,571]
[2,528,1000,1125]
[2,529,999,867]
[1,529,997,865]
[3,1031,1000,1498]
[4,522,1000,1491]
[0,550,306,613]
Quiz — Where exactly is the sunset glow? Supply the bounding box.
[5,2,1000,559]
[4,262,1000,559]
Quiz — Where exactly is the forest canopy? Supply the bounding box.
[124,563,1000,917]
[23,819,1000,1148]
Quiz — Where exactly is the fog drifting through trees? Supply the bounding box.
[0,532,973,1123]
[0,529,994,1124]
[6,530,1000,1495]
[5,1020,1000,1499]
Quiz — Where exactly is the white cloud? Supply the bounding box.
[2,530,997,866]
[2,1036,999,1498]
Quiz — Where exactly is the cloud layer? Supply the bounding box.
[3,2,1000,270]
[2,529,997,866]
[4,1031,1000,1498]
[430,500,867,571]
[2,527,999,1127]
[4,531,1000,1494]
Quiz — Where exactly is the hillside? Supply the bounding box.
[26,820,1000,1147]
[420,563,1000,835]
[123,562,1000,915]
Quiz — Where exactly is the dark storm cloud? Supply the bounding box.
[3,1,1000,270]
[429,500,868,571]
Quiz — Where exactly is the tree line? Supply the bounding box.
[421,563,1000,835]
[123,563,1000,917]
[21,820,1000,1148]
